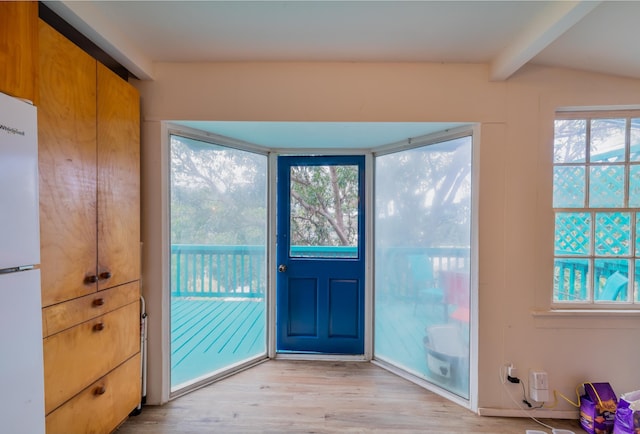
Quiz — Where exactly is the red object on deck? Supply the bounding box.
[441,271,470,323]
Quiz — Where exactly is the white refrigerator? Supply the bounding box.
[0,91,46,433]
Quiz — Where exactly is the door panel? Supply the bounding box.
[287,278,318,337]
[277,156,365,354]
[328,279,359,338]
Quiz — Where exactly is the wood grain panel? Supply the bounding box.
[46,354,141,434]
[97,63,141,291]
[38,20,98,307]
[0,1,37,102]
[42,281,140,338]
[43,301,140,414]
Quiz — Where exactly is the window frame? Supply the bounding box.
[552,110,640,308]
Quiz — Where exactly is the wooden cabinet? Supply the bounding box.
[38,20,140,307]
[38,19,98,307]
[38,19,141,434]
[97,62,141,291]
[43,298,140,413]
[42,281,140,338]
[45,354,141,434]
[0,1,38,102]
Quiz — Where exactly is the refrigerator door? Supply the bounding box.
[0,269,45,434]
[0,91,40,270]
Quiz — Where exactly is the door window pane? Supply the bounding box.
[289,165,359,258]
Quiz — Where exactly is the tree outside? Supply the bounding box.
[289,164,359,248]
[170,135,267,246]
[170,134,472,252]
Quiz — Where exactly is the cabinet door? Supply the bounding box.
[0,1,38,102]
[38,20,98,307]
[97,63,141,291]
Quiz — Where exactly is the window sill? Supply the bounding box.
[531,309,640,329]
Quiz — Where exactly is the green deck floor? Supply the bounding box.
[170,297,469,398]
[171,297,266,388]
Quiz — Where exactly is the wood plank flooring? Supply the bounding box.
[116,360,582,433]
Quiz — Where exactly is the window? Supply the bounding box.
[288,164,359,259]
[375,135,472,399]
[169,133,268,392]
[553,112,640,305]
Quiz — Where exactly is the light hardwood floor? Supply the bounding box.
[116,360,582,433]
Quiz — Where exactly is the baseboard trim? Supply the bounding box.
[478,407,579,419]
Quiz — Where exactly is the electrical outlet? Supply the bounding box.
[531,371,548,389]
[529,370,549,402]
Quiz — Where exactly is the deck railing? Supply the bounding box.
[171,244,471,298]
[375,246,470,298]
[555,258,629,300]
[171,244,266,298]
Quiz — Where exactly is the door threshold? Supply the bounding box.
[275,352,369,362]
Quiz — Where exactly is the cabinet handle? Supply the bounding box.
[93,322,105,332]
[94,385,106,396]
[84,275,98,284]
[99,271,112,280]
[92,298,105,307]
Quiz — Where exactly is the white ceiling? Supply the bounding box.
[43,0,640,149]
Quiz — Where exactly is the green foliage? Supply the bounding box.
[170,133,473,251]
[170,136,267,245]
[375,137,472,248]
[289,165,358,247]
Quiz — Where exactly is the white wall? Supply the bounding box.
[133,62,640,413]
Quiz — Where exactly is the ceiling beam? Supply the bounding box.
[489,1,601,81]
[42,0,155,80]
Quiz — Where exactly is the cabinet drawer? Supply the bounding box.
[46,353,141,434]
[44,301,140,414]
[42,281,140,337]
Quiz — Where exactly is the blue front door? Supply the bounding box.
[276,156,365,354]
